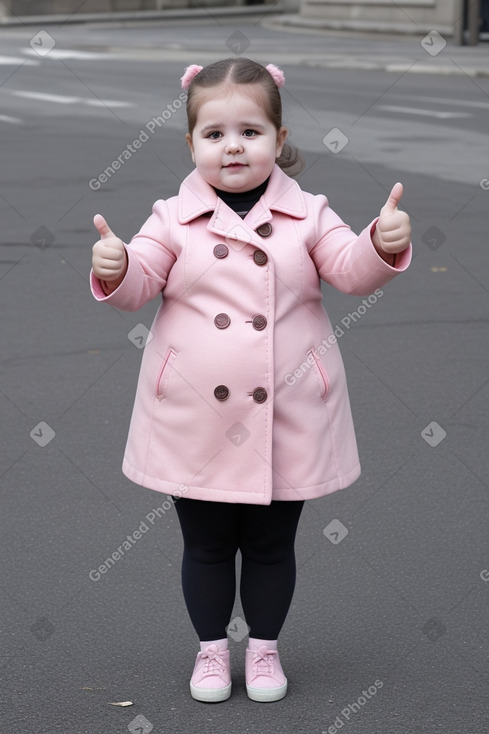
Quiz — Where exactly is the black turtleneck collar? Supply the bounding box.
[213,176,270,218]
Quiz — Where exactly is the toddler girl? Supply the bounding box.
[91,58,412,703]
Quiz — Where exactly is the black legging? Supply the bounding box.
[174,497,304,641]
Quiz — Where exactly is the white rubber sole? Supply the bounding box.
[246,680,288,702]
[190,681,232,703]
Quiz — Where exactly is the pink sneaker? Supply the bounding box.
[245,644,288,702]
[190,643,231,702]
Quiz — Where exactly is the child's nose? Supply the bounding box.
[225,138,243,154]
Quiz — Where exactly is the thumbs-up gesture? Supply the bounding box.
[374,183,411,257]
[92,214,127,284]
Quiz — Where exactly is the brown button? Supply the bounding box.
[214,313,231,329]
[252,315,267,331]
[252,387,267,404]
[253,249,268,266]
[214,385,229,401]
[256,222,272,238]
[213,244,228,259]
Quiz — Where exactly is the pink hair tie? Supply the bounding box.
[181,65,203,90]
[266,64,285,88]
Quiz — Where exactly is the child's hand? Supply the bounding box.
[373,183,411,259]
[92,214,127,284]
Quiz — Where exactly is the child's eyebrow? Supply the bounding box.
[199,122,267,133]
[200,124,221,133]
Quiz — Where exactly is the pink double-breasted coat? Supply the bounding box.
[91,164,411,505]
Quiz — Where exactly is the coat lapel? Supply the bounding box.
[177,165,307,244]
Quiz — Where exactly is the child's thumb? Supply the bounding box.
[382,182,403,212]
[93,213,116,239]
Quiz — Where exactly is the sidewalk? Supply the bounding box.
[1,5,489,78]
[265,16,489,78]
[0,4,277,26]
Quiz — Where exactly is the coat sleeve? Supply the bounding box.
[90,200,177,312]
[308,194,412,296]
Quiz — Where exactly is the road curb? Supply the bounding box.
[0,5,283,26]
[268,12,454,37]
[2,6,488,78]
[304,58,489,78]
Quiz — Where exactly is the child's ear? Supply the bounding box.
[185,132,195,163]
[276,126,288,158]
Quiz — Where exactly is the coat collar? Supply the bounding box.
[177,164,307,225]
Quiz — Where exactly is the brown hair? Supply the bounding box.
[185,57,303,177]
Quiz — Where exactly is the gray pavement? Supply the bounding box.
[0,15,488,734]
[2,5,489,75]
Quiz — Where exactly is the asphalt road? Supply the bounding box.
[1,18,488,734]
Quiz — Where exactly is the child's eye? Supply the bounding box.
[243,129,257,137]
[207,131,222,139]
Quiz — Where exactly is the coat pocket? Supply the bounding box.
[308,348,330,401]
[156,348,177,400]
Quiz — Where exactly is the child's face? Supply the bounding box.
[186,84,287,193]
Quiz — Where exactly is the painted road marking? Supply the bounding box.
[377,104,472,119]
[13,91,79,104]
[0,55,38,65]
[84,99,132,108]
[390,93,489,111]
[22,48,120,61]
[10,90,132,107]
[0,114,23,124]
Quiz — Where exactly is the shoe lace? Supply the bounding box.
[251,645,277,674]
[201,644,226,675]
